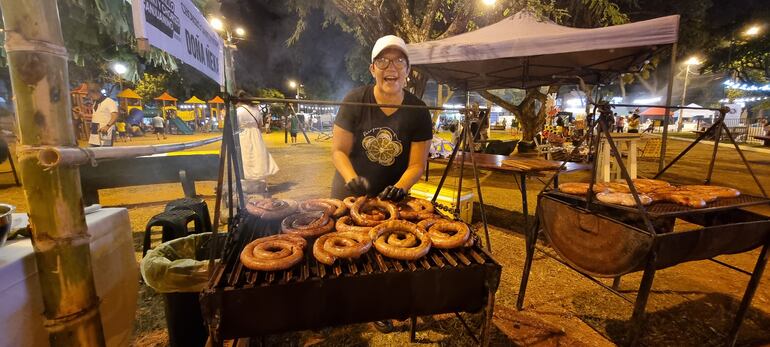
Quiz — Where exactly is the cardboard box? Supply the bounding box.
[409,182,474,223]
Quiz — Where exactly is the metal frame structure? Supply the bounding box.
[514,85,770,346]
[204,94,500,345]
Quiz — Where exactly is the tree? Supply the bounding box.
[135,73,170,105]
[696,0,770,83]
[255,87,288,118]
[288,0,630,143]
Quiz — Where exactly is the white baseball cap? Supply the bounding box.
[371,35,409,63]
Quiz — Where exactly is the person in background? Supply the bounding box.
[152,113,167,140]
[290,114,299,143]
[116,119,130,142]
[87,82,118,147]
[614,113,624,132]
[628,114,641,133]
[236,91,279,189]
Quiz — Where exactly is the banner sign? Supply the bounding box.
[724,103,742,120]
[132,0,224,85]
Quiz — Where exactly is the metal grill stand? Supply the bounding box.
[515,96,770,346]
[203,96,502,346]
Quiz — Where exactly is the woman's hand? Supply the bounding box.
[379,185,406,202]
[345,176,370,196]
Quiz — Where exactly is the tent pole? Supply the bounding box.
[659,42,677,172]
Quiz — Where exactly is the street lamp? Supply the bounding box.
[111,62,127,90]
[210,17,224,32]
[676,56,700,131]
[208,16,246,93]
[482,0,496,6]
[745,25,761,37]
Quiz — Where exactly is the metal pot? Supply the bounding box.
[0,203,14,247]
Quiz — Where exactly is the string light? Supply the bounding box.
[723,80,770,91]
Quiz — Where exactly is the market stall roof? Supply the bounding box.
[208,96,224,104]
[406,12,680,90]
[71,83,88,95]
[184,96,206,104]
[640,107,675,116]
[117,88,141,99]
[154,92,178,102]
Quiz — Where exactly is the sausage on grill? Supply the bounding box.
[369,220,431,261]
[246,198,298,221]
[240,234,306,271]
[351,197,398,227]
[313,231,372,265]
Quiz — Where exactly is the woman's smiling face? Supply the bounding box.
[370,48,409,96]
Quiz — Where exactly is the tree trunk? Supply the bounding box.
[479,86,556,143]
[431,84,454,125]
[0,0,106,346]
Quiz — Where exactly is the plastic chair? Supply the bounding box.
[143,209,205,256]
[165,197,212,233]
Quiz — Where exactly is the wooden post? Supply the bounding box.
[0,0,106,345]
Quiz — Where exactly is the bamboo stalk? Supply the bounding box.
[0,0,106,345]
[36,135,224,168]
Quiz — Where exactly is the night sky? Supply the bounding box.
[221,0,360,101]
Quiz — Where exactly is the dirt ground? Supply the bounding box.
[1,129,769,346]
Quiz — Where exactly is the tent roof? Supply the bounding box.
[208,96,224,103]
[154,92,178,101]
[406,12,679,90]
[639,107,674,116]
[184,96,206,104]
[117,88,141,99]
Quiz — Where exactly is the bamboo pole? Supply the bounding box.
[0,0,106,345]
[36,135,225,168]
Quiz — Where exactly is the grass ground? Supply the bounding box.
[1,128,769,346]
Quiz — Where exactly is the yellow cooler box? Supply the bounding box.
[409,182,474,223]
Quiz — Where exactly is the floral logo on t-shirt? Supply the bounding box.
[362,128,403,166]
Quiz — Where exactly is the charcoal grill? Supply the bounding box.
[200,212,502,346]
[516,101,770,346]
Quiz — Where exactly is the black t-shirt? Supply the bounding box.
[331,85,433,198]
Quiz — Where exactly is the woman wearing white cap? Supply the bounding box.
[330,35,433,204]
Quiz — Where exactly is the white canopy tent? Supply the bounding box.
[676,103,713,118]
[406,12,679,90]
[407,12,679,90]
[406,11,681,170]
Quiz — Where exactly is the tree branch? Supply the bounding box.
[436,1,475,39]
[419,0,441,39]
[479,90,521,117]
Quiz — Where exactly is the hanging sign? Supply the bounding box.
[132,0,224,85]
[723,103,742,121]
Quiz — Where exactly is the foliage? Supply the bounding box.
[696,0,770,83]
[286,0,632,141]
[256,88,287,115]
[135,73,170,105]
[256,88,286,99]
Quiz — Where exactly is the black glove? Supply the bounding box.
[345,176,370,196]
[378,185,407,202]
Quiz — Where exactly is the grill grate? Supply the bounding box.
[211,213,492,290]
[547,191,770,218]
